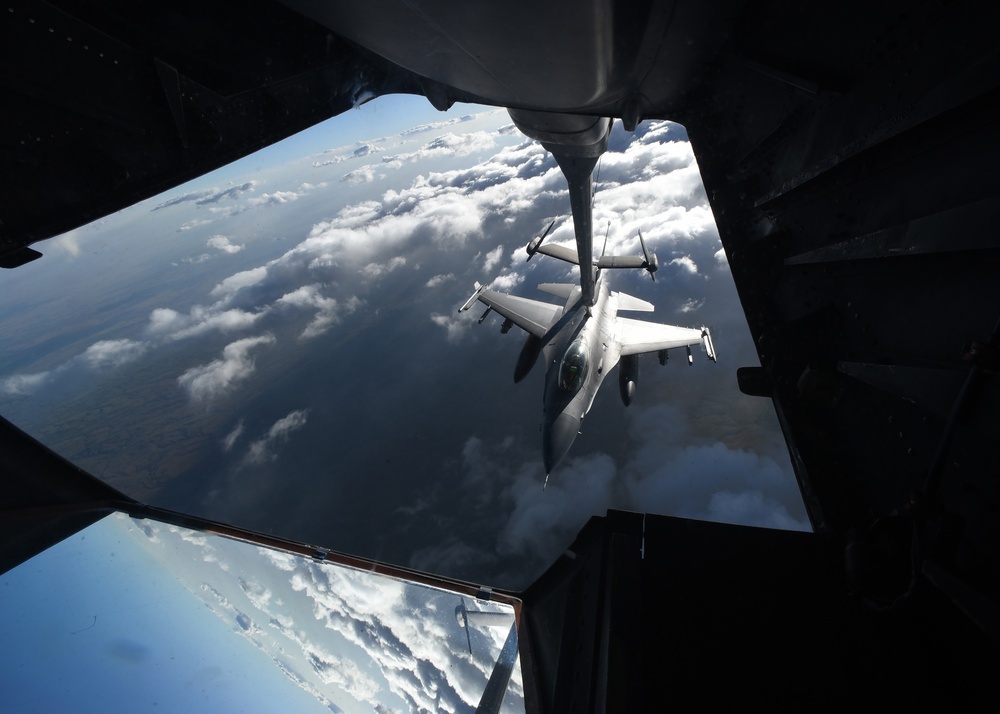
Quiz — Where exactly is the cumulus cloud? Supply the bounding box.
[430,310,477,344]
[179,218,214,231]
[383,130,497,169]
[677,298,705,314]
[341,166,381,184]
[147,305,264,341]
[482,244,504,273]
[207,235,244,254]
[669,255,699,274]
[1,371,55,396]
[275,284,361,339]
[176,334,276,402]
[81,339,148,369]
[2,338,147,395]
[361,256,407,278]
[245,191,300,209]
[242,410,310,466]
[499,453,619,561]
[425,273,454,288]
[210,267,269,298]
[620,404,808,531]
[154,181,259,211]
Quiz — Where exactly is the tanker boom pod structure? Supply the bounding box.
[460,241,716,479]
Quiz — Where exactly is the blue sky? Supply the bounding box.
[181,94,478,192]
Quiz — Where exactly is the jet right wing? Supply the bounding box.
[618,318,717,361]
[460,283,563,338]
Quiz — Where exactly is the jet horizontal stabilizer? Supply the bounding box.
[595,255,646,269]
[531,242,580,265]
[537,283,578,300]
[525,219,556,261]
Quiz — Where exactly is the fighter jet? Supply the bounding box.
[460,234,716,483]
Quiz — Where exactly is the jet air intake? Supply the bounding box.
[514,334,543,383]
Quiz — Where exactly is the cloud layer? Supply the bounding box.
[1,107,806,591]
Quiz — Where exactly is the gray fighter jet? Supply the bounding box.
[460,233,716,483]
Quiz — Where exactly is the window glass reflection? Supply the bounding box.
[0,513,524,713]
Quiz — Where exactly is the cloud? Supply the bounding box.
[669,255,699,274]
[424,273,454,288]
[430,310,477,344]
[386,130,497,166]
[147,305,265,341]
[245,191,300,209]
[207,235,244,254]
[176,334,276,402]
[154,181,259,211]
[54,229,81,257]
[222,420,245,452]
[2,338,147,395]
[179,218,214,231]
[399,114,475,136]
[499,453,619,561]
[620,404,809,532]
[210,267,269,299]
[361,256,407,279]
[341,166,381,184]
[242,409,310,466]
[482,244,504,273]
[275,284,361,339]
[81,339,148,369]
[677,298,705,314]
[1,371,56,395]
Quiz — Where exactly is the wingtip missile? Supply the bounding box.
[701,327,717,362]
[459,282,486,312]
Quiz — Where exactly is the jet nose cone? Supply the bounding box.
[543,412,581,474]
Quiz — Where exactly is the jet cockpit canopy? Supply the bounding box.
[558,338,589,392]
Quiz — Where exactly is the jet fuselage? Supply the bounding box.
[540,274,623,473]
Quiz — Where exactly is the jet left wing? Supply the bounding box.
[618,318,716,360]
[460,283,563,338]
